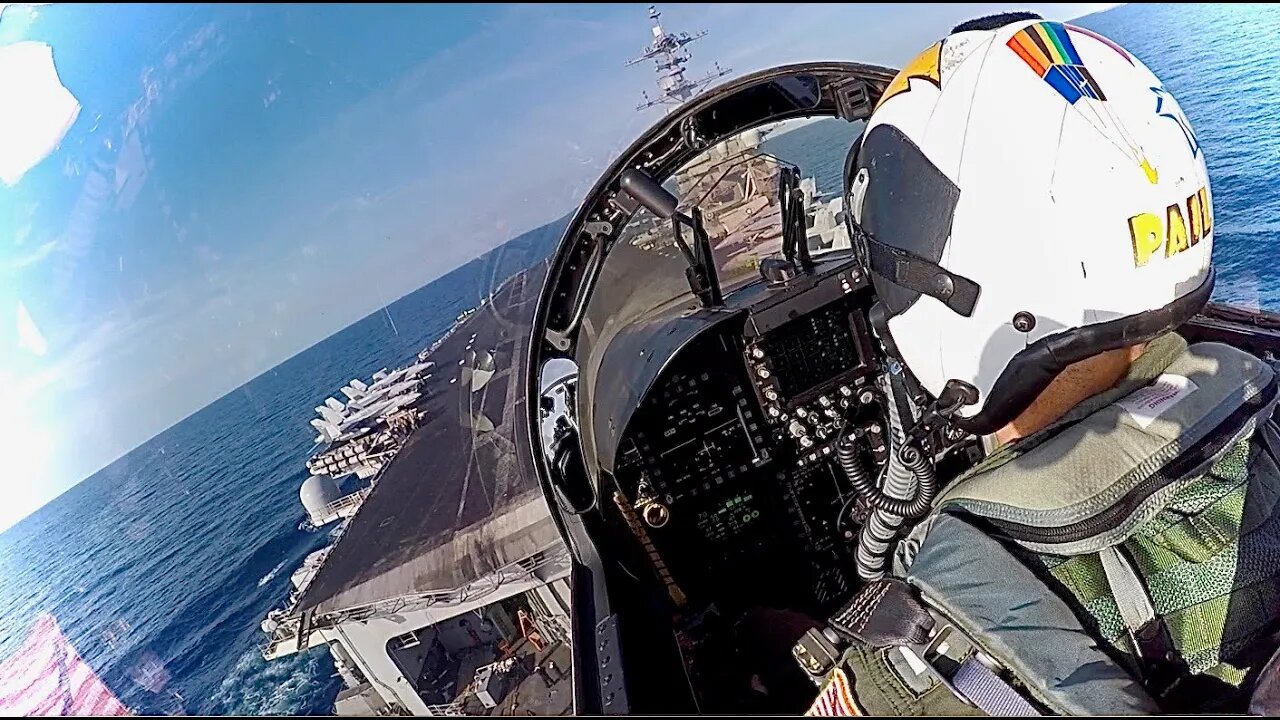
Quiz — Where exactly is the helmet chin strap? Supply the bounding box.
[869,300,979,447]
[904,379,978,448]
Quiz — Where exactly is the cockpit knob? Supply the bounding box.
[818,395,832,408]
[751,347,766,360]
[767,406,781,418]
[799,436,815,449]
[788,420,807,438]
[795,407,809,419]
[756,366,771,379]
[839,385,853,397]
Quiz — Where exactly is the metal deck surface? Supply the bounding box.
[296,262,560,616]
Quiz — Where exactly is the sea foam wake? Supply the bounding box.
[208,645,335,715]
[257,561,287,588]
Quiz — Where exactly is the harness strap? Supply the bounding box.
[1098,546,1156,634]
[826,578,1047,714]
[1097,545,1184,696]
[951,656,1041,716]
[828,579,934,646]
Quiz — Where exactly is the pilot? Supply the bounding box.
[805,11,1280,716]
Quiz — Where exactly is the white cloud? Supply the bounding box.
[0,403,54,532]
[15,300,47,356]
[0,41,80,186]
[3,239,56,270]
[16,317,121,401]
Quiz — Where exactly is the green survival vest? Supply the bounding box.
[815,335,1280,715]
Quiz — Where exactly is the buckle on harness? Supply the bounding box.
[1098,544,1190,700]
[1131,617,1183,696]
[817,580,1044,715]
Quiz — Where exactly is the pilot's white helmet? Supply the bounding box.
[847,13,1214,434]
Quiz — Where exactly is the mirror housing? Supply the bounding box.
[618,168,679,220]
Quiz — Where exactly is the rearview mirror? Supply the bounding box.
[619,168,679,220]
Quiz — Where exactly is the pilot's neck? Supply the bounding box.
[992,344,1147,448]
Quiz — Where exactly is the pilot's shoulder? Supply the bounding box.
[1178,339,1275,385]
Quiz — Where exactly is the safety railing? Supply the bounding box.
[422,700,465,716]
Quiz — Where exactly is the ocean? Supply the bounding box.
[0,219,566,715]
[0,3,1275,715]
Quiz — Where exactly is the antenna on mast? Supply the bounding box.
[627,5,731,112]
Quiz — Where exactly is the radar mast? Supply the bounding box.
[627,5,731,112]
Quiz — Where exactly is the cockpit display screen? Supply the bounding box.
[758,302,864,400]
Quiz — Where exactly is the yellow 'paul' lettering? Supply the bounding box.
[1198,186,1213,236]
[1165,204,1188,257]
[1129,212,1163,267]
[1187,190,1204,246]
[1129,184,1211,267]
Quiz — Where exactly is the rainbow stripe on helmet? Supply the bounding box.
[1007,22,1106,104]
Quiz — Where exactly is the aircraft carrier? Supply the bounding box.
[260,258,573,717]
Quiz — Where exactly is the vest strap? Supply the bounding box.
[1098,546,1155,634]
[1098,545,1185,695]
[951,656,1042,716]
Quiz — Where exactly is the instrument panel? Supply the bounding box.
[623,338,771,517]
[614,332,780,596]
[611,259,884,613]
[743,264,883,468]
[753,300,869,404]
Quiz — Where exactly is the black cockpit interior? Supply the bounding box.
[525,63,986,714]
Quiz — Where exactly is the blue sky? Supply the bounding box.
[0,2,1117,529]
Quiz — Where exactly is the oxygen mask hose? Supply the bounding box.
[836,432,937,520]
[838,430,939,581]
[854,377,919,580]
